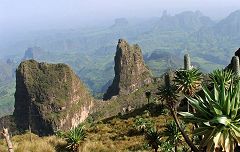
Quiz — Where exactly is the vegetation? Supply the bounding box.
[2,67,240,152]
[134,116,154,133]
[145,91,151,105]
[174,68,202,97]
[1,10,240,117]
[163,121,184,152]
[145,128,161,152]
[64,125,86,152]
[1,10,240,151]
[180,69,240,151]
[157,73,198,151]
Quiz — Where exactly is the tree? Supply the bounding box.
[145,128,161,152]
[157,73,178,109]
[163,121,183,152]
[157,73,199,152]
[174,68,202,112]
[180,70,240,151]
[174,68,202,97]
[145,91,151,105]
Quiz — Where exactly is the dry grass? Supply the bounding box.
[0,105,176,152]
[0,132,66,152]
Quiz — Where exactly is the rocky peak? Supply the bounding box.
[14,60,93,135]
[103,39,152,100]
[226,48,240,70]
[22,47,46,60]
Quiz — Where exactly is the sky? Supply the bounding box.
[1,0,240,33]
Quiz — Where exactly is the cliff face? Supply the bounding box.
[103,39,152,100]
[226,48,240,70]
[14,60,93,135]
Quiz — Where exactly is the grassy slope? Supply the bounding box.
[0,105,175,152]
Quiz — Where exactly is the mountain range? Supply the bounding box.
[1,9,240,117]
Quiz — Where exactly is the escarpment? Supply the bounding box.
[103,39,152,100]
[14,60,93,135]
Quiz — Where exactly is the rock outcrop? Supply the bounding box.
[14,60,93,135]
[103,39,152,100]
[226,48,240,70]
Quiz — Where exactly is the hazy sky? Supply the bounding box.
[1,0,240,33]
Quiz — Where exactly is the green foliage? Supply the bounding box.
[134,116,154,133]
[163,121,184,148]
[180,70,240,151]
[0,82,15,117]
[157,74,178,108]
[64,125,86,152]
[174,68,202,96]
[145,128,162,152]
[55,130,65,138]
[209,69,233,88]
[145,91,151,104]
[145,91,151,98]
[159,141,174,152]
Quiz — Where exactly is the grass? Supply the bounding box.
[0,103,176,152]
[0,132,66,152]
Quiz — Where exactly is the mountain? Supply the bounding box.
[2,10,240,116]
[154,11,214,32]
[213,10,240,37]
[0,61,14,85]
[22,47,47,60]
[0,59,16,117]
[14,60,93,135]
[103,39,152,100]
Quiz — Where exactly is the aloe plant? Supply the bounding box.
[65,125,86,152]
[157,73,198,152]
[157,73,178,109]
[174,68,202,97]
[145,128,161,152]
[209,69,233,88]
[180,70,240,151]
[163,121,184,152]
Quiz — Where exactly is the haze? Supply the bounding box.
[1,0,240,32]
[1,0,240,57]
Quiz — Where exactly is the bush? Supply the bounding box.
[134,116,154,133]
[64,125,86,152]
